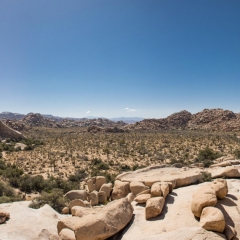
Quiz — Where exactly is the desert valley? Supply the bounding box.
[0,109,240,240]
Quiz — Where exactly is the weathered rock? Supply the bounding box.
[59,228,76,240]
[89,190,98,206]
[151,182,162,197]
[161,182,169,198]
[136,189,151,196]
[69,199,86,211]
[224,225,237,240]
[134,194,151,204]
[0,210,10,219]
[145,197,165,220]
[71,206,96,217]
[87,179,95,193]
[74,198,133,240]
[163,181,173,193]
[126,193,135,203]
[191,186,217,217]
[95,176,106,191]
[57,217,79,234]
[111,180,130,200]
[0,120,26,140]
[117,167,203,188]
[99,183,112,199]
[64,190,88,201]
[130,181,149,196]
[211,166,240,178]
[62,207,70,214]
[98,191,107,204]
[210,181,228,199]
[83,200,91,207]
[200,207,225,233]
[0,216,6,224]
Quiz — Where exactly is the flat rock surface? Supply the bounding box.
[0,201,64,240]
[117,179,240,240]
[117,167,202,187]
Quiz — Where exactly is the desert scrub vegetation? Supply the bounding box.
[1,127,240,181]
[194,147,222,167]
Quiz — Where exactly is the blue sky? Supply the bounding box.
[0,0,240,118]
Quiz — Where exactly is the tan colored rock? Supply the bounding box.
[210,161,231,168]
[211,166,240,178]
[145,197,165,220]
[64,190,88,201]
[136,189,151,196]
[59,228,76,240]
[164,181,173,193]
[0,210,10,219]
[200,207,225,233]
[95,176,106,191]
[71,206,95,217]
[130,181,149,196]
[98,191,107,204]
[151,182,162,197]
[134,194,151,204]
[83,200,91,207]
[191,186,217,217]
[74,198,133,240]
[99,183,112,199]
[111,180,130,200]
[57,217,79,234]
[69,199,86,211]
[214,179,228,192]
[62,207,70,214]
[126,193,135,203]
[210,181,227,200]
[87,179,95,193]
[161,182,169,198]
[89,190,98,206]
[224,225,237,240]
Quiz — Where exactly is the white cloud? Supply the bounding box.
[125,107,137,112]
[86,111,90,114]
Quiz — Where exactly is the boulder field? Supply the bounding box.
[0,164,240,240]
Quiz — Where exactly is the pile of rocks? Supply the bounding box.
[111,179,173,220]
[62,176,112,215]
[191,179,237,239]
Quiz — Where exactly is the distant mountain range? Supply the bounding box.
[0,112,143,124]
[1,109,240,132]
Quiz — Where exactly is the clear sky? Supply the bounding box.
[0,0,240,118]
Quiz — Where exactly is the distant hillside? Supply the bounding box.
[1,113,127,130]
[125,109,240,132]
[0,112,25,120]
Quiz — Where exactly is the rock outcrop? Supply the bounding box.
[0,120,26,140]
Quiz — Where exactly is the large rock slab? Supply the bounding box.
[0,201,62,240]
[74,198,133,240]
[116,166,203,188]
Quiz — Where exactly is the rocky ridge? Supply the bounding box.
[126,108,240,132]
[2,113,127,130]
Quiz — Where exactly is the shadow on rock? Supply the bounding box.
[226,194,238,201]
[107,214,136,240]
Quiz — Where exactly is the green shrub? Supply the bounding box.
[29,188,68,213]
[233,149,240,159]
[195,147,221,167]
[202,171,212,182]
